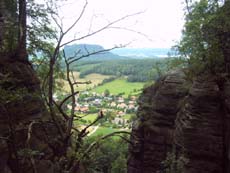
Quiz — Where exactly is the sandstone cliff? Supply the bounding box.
[0,58,66,173]
[128,71,230,173]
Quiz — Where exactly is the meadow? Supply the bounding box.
[91,127,121,136]
[61,72,112,92]
[92,78,144,97]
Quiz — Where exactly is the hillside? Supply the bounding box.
[64,44,126,61]
[111,48,174,58]
[72,58,170,82]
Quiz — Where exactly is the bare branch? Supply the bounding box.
[74,112,92,120]
[77,111,103,138]
[53,100,69,120]
[60,11,145,47]
[115,134,132,145]
[59,91,79,110]
[67,49,82,62]
[81,131,131,159]
[185,0,191,15]
[68,46,124,64]
[109,26,154,42]
[51,13,64,35]
[63,0,88,35]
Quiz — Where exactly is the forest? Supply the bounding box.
[75,58,170,82]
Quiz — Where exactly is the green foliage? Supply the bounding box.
[82,137,128,173]
[0,0,56,55]
[32,54,65,93]
[0,0,18,53]
[104,89,110,96]
[101,77,117,84]
[176,0,230,76]
[92,78,144,97]
[76,59,169,82]
[27,0,57,58]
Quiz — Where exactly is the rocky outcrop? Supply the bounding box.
[0,58,66,173]
[128,72,230,173]
[128,70,188,173]
[174,75,225,173]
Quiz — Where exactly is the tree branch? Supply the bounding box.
[60,11,145,47]
[68,46,124,64]
[63,0,88,36]
[81,131,130,159]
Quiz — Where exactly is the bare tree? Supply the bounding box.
[41,0,142,135]
[37,0,143,171]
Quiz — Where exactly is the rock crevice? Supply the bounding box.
[128,71,230,173]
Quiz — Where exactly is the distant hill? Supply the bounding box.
[63,44,175,62]
[64,44,126,61]
[111,48,174,58]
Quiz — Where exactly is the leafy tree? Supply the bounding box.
[0,0,26,58]
[104,89,110,96]
[83,137,129,173]
[176,0,230,77]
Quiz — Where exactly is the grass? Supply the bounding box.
[61,72,112,92]
[123,114,134,120]
[91,78,144,97]
[92,127,120,136]
[81,113,98,122]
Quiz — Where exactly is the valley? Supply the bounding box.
[54,44,170,137]
[57,72,143,136]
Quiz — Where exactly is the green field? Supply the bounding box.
[61,72,112,92]
[123,114,134,120]
[92,127,121,136]
[92,78,144,97]
[81,113,98,122]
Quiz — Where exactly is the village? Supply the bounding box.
[61,91,139,130]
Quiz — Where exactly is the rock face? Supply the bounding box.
[0,58,66,173]
[128,71,188,173]
[128,71,230,173]
[175,75,225,173]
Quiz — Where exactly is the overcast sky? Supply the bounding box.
[56,0,185,48]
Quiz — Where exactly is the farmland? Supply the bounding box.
[92,78,144,97]
[61,72,112,92]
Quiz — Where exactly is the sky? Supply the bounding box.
[56,0,186,48]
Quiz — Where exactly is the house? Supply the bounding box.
[128,101,135,104]
[81,91,89,95]
[110,102,117,107]
[117,97,124,103]
[104,97,113,101]
[75,105,89,113]
[93,99,102,106]
[79,106,89,113]
[128,104,135,110]
[112,117,128,125]
[117,103,127,109]
[130,96,137,101]
[68,103,80,110]
[117,111,125,116]
[74,106,80,111]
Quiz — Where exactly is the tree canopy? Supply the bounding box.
[177,0,230,75]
